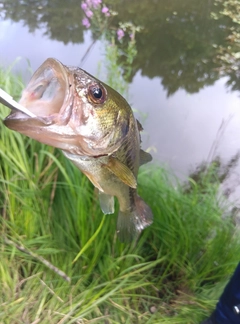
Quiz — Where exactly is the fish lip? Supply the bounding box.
[3,105,57,128]
[3,112,53,127]
[4,58,73,128]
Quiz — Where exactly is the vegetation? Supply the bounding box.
[2,0,240,94]
[0,64,240,323]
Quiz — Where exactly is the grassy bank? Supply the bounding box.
[0,64,239,324]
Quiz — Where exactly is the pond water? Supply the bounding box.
[1,0,240,199]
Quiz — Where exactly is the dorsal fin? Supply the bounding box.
[140,149,152,166]
[136,119,143,131]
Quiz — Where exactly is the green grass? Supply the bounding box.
[0,63,239,324]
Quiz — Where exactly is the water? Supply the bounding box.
[1,0,240,196]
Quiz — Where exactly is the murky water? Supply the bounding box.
[1,0,240,194]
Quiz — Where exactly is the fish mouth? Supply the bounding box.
[4,58,75,149]
[3,58,125,156]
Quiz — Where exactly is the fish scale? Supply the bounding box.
[3,57,153,242]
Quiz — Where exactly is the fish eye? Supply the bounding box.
[88,83,106,104]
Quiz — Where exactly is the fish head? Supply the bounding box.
[4,58,133,156]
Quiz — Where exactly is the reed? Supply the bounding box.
[0,63,239,324]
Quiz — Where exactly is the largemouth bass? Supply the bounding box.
[3,58,153,242]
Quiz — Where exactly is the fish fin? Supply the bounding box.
[136,119,143,131]
[102,157,137,189]
[82,170,104,191]
[140,149,152,166]
[116,195,153,242]
[99,191,115,214]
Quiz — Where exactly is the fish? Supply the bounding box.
[3,58,153,242]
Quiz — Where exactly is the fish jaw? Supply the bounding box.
[3,58,130,156]
[3,58,80,150]
[3,58,105,155]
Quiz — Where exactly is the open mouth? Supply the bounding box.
[2,58,114,156]
[4,58,70,128]
[2,58,84,152]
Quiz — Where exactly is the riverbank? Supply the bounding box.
[0,64,239,324]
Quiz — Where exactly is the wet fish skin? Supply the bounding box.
[3,58,153,242]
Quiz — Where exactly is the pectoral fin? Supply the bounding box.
[99,191,115,214]
[102,157,137,189]
[140,149,152,166]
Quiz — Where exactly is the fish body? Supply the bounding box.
[3,58,153,242]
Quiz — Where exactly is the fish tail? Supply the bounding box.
[117,195,153,243]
